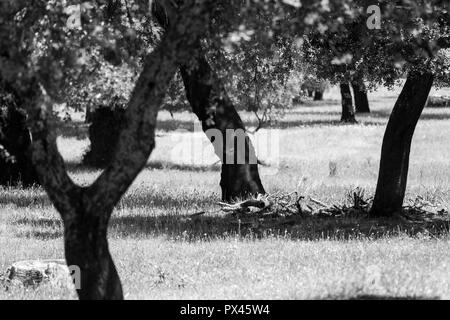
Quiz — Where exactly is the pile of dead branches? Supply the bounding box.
[218,188,372,219]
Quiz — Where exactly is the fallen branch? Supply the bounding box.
[189,211,206,217]
[310,197,328,208]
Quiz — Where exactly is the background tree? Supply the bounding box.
[296,0,449,216]
[367,1,450,216]
[352,77,370,113]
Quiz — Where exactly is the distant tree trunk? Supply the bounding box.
[153,1,265,202]
[313,90,323,101]
[370,71,434,217]
[82,106,126,168]
[0,100,39,187]
[85,105,92,123]
[352,81,370,113]
[307,90,314,98]
[179,51,265,201]
[340,83,357,123]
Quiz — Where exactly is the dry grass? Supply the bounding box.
[1,84,450,299]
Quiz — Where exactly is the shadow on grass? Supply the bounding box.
[13,218,63,240]
[117,189,218,209]
[293,99,341,107]
[1,174,219,212]
[64,160,220,174]
[362,109,450,122]
[0,190,50,208]
[11,210,450,241]
[52,104,450,140]
[107,207,450,241]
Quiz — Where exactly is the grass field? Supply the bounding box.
[1,84,450,300]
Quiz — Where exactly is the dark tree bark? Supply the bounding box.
[179,53,265,201]
[370,71,434,217]
[6,2,213,300]
[85,105,92,123]
[307,89,314,98]
[153,1,265,202]
[0,100,39,187]
[340,83,357,123]
[62,190,124,300]
[313,90,323,101]
[352,81,370,113]
[82,106,126,168]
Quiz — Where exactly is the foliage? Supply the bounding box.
[302,0,450,89]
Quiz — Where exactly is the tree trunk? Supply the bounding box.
[313,90,323,101]
[352,81,370,113]
[63,197,123,299]
[307,89,314,98]
[179,52,265,201]
[152,1,265,201]
[10,1,214,300]
[370,72,434,217]
[85,105,92,123]
[340,83,357,123]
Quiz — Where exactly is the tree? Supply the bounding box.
[152,1,265,201]
[0,0,330,300]
[371,71,434,217]
[0,90,39,186]
[351,79,370,113]
[2,0,447,300]
[0,0,217,299]
[82,104,126,168]
[314,90,324,101]
[366,1,450,216]
[340,82,357,123]
[301,10,368,122]
[300,0,449,216]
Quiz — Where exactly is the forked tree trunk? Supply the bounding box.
[313,90,324,101]
[62,196,123,299]
[340,83,357,123]
[179,53,265,201]
[370,72,434,217]
[29,123,125,299]
[352,81,370,113]
[19,1,213,300]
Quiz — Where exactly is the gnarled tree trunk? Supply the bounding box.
[179,53,265,201]
[370,71,434,217]
[61,191,123,299]
[340,83,357,123]
[313,90,324,101]
[352,81,370,113]
[153,2,265,202]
